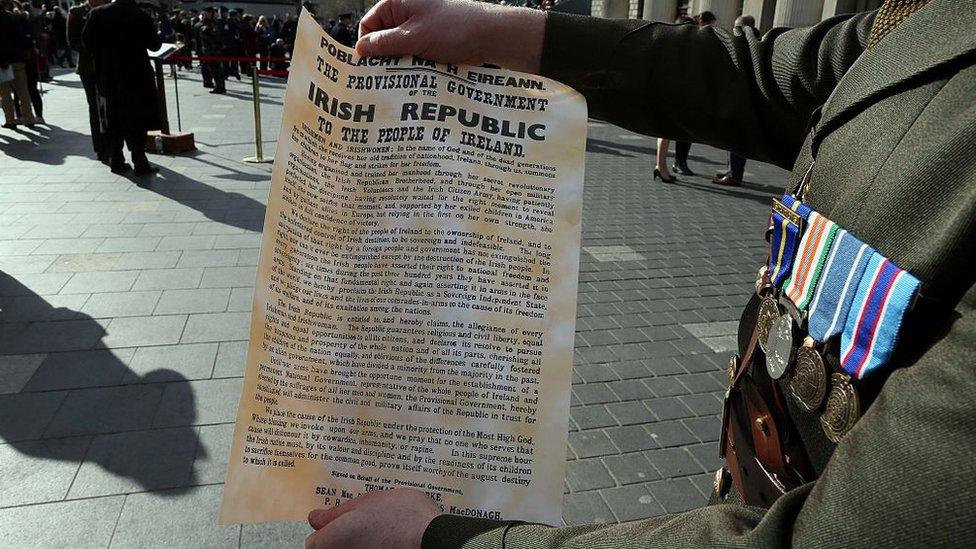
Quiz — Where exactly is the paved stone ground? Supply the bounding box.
[0,67,788,548]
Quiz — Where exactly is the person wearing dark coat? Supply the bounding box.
[67,0,107,162]
[329,13,354,48]
[82,0,161,175]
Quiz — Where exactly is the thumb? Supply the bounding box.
[356,27,414,58]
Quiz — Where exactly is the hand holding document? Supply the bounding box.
[220,10,587,525]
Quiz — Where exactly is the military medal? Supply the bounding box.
[840,254,921,380]
[781,212,839,312]
[756,297,780,352]
[806,229,875,342]
[820,373,860,443]
[789,337,828,412]
[765,313,795,379]
[767,195,810,288]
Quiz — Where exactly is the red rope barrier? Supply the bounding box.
[168,54,290,63]
[255,69,290,77]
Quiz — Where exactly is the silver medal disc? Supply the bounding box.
[765,313,795,379]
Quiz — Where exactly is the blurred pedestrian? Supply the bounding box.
[713,14,757,187]
[268,38,289,73]
[240,13,256,77]
[330,13,355,47]
[197,6,224,93]
[0,0,37,129]
[68,0,107,161]
[256,14,271,70]
[280,12,297,51]
[82,0,161,175]
[219,7,241,80]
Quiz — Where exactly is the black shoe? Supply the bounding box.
[97,153,111,165]
[133,163,159,175]
[653,168,677,184]
[209,88,226,94]
[2,123,16,129]
[672,161,694,176]
[110,162,132,174]
[234,74,241,80]
[203,83,214,88]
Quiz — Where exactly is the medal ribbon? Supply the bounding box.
[768,194,810,288]
[840,254,920,379]
[782,212,839,311]
[806,229,874,342]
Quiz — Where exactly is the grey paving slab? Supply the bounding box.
[0,496,125,549]
[180,311,251,343]
[43,383,166,438]
[126,343,219,382]
[227,286,253,312]
[68,427,200,498]
[194,422,235,484]
[565,458,615,492]
[0,437,89,507]
[213,340,248,378]
[81,290,162,318]
[0,292,88,322]
[111,485,241,548]
[154,288,231,315]
[602,453,661,485]
[98,314,187,348]
[0,353,46,394]
[131,267,204,291]
[647,478,706,513]
[21,348,137,392]
[241,522,310,549]
[562,491,615,526]
[154,377,243,427]
[602,484,665,522]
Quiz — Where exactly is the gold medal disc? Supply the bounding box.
[756,297,780,353]
[820,373,860,443]
[789,345,828,412]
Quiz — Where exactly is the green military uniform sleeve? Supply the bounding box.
[538,11,874,169]
[423,285,976,548]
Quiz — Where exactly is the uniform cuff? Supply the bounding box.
[421,514,518,549]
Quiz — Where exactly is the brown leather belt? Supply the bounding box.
[720,293,814,507]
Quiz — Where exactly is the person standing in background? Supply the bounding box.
[197,6,224,93]
[240,13,256,77]
[653,11,713,182]
[82,0,161,175]
[711,14,757,187]
[255,14,271,71]
[330,13,355,47]
[67,0,107,162]
[0,0,37,129]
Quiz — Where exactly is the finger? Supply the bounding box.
[305,508,361,549]
[357,27,415,58]
[307,498,363,530]
[359,0,400,36]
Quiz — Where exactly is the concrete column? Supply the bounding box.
[822,0,882,18]
[600,0,632,18]
[642,0,680,22]
[742,0,777,31]
[695,0,739,28]
[773,0,825,27]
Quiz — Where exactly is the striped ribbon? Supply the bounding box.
[768,195,810,288]
[807,230,874,342]
[840,254,921,379]
[782,212,840,311]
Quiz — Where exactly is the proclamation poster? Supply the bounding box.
[220,10,587,524]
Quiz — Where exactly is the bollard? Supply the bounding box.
[243,70,273,164]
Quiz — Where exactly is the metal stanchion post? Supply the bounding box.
[243,70,273,163]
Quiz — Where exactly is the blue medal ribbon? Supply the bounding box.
[840,254,920,379]
[806,229,875,342]
[768,194,810,288]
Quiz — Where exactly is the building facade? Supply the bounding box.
[591,0,883,29]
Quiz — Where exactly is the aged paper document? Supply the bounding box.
[220,11,587,525]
